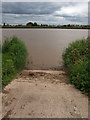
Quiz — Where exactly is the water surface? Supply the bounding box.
[2,29,88,69]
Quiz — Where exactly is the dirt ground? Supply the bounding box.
[2,70,88,118]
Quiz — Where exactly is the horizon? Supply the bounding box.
[1,22,88,26]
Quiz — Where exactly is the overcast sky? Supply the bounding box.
[1,1,89,25]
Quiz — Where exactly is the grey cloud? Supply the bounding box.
[2,2,62,15]
[54,15,88,23]
[2,2,77,15]
[2,2,88,25]
[65,16,88,24]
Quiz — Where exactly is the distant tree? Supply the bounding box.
[67,24,71,27]
[3,23,6,26]
[26,22,33,26]
[63,25,66,27]
[33,22,38,26]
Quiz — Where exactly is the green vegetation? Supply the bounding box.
[26,22,39,26]
[2,36,28,86]
[62,38,90,94]
[2,22,88,29]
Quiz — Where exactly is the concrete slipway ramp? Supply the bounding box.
[2,70,88,118]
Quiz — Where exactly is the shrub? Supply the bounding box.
[2,38,11,53]
[62,38,90,93]
[2,54,15,86]
[70,56,89,92]
[2,36,28,71]
[2,36,28,86]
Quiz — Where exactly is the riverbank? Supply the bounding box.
[2,36,89,119]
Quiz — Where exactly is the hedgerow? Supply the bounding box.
[62,38,90,94]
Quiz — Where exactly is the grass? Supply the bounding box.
[2,36,28,87]
[62,38,90,94]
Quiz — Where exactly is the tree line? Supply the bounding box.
[2,22,89,29]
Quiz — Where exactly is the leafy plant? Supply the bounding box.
[62,38,90,94]
[7,36,28,71]
[2,54,15,85]
[2,36,28,86]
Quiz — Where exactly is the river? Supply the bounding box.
[2,29,88,70]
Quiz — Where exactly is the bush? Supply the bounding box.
[3,36,28,71]
[2,36,28,86]
[62,38,90,93]
[2,54,15,86]
[2,38,11,53]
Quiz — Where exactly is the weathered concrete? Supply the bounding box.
[2,70,88,118]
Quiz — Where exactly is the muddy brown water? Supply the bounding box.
[2,29,88,69]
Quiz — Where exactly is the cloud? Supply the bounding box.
[54,3,88,17]
[53,3,88,24]
[2,2,61,15]
[2,2,88,25]
[1,0,89,2]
